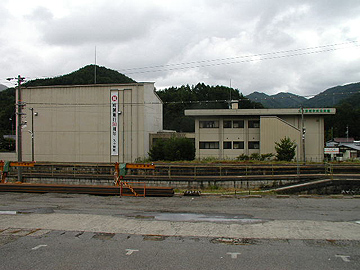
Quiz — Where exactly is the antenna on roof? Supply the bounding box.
[94,46,97,84]
[229,79,232,108]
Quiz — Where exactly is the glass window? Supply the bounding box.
[248,120,260,128]
[199,142,219,149]
[199,121,219,128]
[233,141,244,149]
[223,121,232,128]
[233,120,244,128]
[223,141,232,149]
[248,141,260,149]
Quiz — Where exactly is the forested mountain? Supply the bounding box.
[0,87,15,150]
[247,82,360,109]
[24,65,136,87]
[324,89,360,141]
[246,92,307,108]
[156,83,263,132]
[304,82,360,108]
[0,65,136,135]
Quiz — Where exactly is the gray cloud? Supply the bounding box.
[35,3,168,46]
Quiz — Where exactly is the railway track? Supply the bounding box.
[2,162,360,195]
[0,183,174,197]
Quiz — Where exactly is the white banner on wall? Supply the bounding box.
[110,91,119,156]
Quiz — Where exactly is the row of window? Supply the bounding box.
[199,120,260,129]
[199,141,260,150]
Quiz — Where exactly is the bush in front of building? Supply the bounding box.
[149,137,195,161]
[236,153,274,161]
[275,137,296,161]
[0,133,15,152]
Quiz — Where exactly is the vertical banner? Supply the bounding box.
[110,91,119,156]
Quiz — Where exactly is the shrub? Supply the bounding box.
[149,137,195,161]
[275,137,296,161]
[237,154,249,161]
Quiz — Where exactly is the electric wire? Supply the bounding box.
[117,41,359,74]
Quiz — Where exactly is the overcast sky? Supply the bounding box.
[1,0,359,96]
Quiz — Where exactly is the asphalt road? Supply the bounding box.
[0,193,359,269]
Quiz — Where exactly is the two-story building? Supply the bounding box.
[185,105,336,162]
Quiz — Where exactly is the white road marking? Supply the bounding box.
[0,211,17,215]
[126,249,139,255]
[335,255,351,262]
[31,245,48,250]
[227,252,241,259]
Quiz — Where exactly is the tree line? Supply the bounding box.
[156,83,263,132]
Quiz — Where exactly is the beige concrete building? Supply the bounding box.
[19,83,162,163]
[185,107,336,162]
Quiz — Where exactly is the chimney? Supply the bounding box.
[231,100,239,109]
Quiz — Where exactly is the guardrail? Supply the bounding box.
[2,162,360,184]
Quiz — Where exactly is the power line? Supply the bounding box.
[117,41,359,75]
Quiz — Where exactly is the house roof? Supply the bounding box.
[340,143,360,151]
[333,137,355,143]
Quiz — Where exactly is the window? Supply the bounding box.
[248,120,260,128]
[224,120,244,128]
[248,141,260,149]
[199,141,219,149]
[223,141,232,149]
[223,121,232,128]
[199,121,219,128]
[233,120,244,128]
[233,141,244,149]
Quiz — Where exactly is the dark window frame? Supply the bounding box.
[248,141,260,149]
[233,120,244,128]
[248,120,260,128]
[223,141,232,149]
[223,120,232,128]
[199,141,220,149]
[199,121,219,128]
[233,141,245,149]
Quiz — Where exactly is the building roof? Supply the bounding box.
[185,108,336,117]
[340,143,360,151]
[333,137,355,143]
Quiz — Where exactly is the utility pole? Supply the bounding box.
[16,75,25,182]
[7,75,26,181]
[301,106,306,163]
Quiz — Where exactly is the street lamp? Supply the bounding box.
[28,108,38,162]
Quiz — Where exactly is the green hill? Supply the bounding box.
[24,65,136,87]
[157,83,263,132]
[246,92,307,108]
[0,88,15,134]
[0,65,136,134]
[304,82,360,108]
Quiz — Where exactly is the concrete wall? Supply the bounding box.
[20,83,162,163]
[0,152,17,161]
[260,116,301,158]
